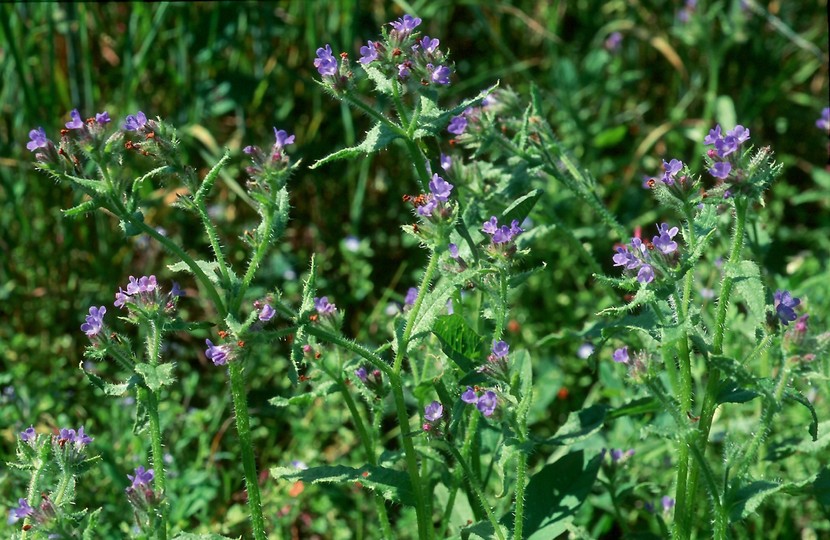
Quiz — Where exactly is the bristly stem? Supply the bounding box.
[443,443,506,540]
[20,442,51,540]
[146,321,169,539]
[227,357,267,540]
[681,198,748,537]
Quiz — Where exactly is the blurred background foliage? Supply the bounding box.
[1,1,827,537]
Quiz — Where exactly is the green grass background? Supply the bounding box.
[1,1,828,537]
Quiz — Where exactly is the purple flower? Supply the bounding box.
[703,125,722,145]
[127,466,154,490]
[447,115,467,135]
[419,36,440,54]
[448,243,459,259]
[440,153,452,171]
[405,287,419,306]
[817,107,830,131]
[428,174,453,202]
[20,426,36,443]
[73,426,93,446]
[59,427,76,441]
[794,314,809,334]
[727,125,750,144]
[205,339,230,366]
[291,460,309,470]
[259,304,276,322]
[359,40,379,64]
[417,198,438,217]
[613,246,640,270]
[355,367,368,382]
[662,496,676,513]
[8,498,34,524]
[243,145,256,155]
[612,346,630,364]
[397,63,411,79]
[273,128,295,151]
[65,109,85,130]
[714,136,738,157]
[476,391,498,417]
[114,287,129,308]
[314,44,338,77]
[27,127,50,152]
[709,161,732,179]
[95,111,111,124]
[492,340,509,358]
[314,296,337,315]
[652,223,679,255]
[461,386,478,404]
[637,264,655,284]
[774,290,801,326]
[610,449,624,462]
[81,306,106,338]
[429,64,451,85]
[424,401,443,422]
[124,111,148,131]
[661,159,683,186]
[170,282,185,297]
[604,31,622,52]
[482,216,499,235]
[390,14,421,37]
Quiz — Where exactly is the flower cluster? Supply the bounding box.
[414,174,454,219]
[612,223,680,284]
[354,366,384,395]
[704,124,751,185]
[481,216,524,258]
[27,108,113,164]
[243,127,296,193]
[81,306,107,340]
[461,386,499,417]
[114,275,184,313]
[611,346,648,381]
[7,495,59,530]
[476,340,512,383]
[315,14,454,92]
[125,465,161,529]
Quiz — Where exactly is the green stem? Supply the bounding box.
[233,211,274,314]
[393,253,439,374]
[194,196,231,292]
[513,451,527,540]
[338,381,395,540]
[144,322,169,540]
[683,198,748,536]
[228,359,267,540]
[20,442,50,539]
[390,381,430,539]
[120,207,227,317]
[443,443,506,540]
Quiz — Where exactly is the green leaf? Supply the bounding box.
[501,189,541,226]
[409,269,478,344]
[310,122,401,169]
[512,450,602,535]
[81,507,102,540]
[726,480,782,523]
[592,125,628,148]
[716,380,760,404]
[268,380,336,408]
[461,520,510,540]
[62,199,100,218]
[134,363,175,392]
[815,467,830,509]
[432,314,484,373]
[271,464,413,505]
[541,405,606,446]
[784,389,819,441]
[724,260,766,330]
[121,211,145,237]
[361,64,394,95]
[168,259,223,287]
[82,369,133,396]
[606,397,661,419]
[414,83,499,139]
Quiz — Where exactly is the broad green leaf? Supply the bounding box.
[414,83,499,139]
[510,450,602,535]
[726,480,782,523]
[271,464,413,505]
[432,314,484,373]
[435,482,475,532]
[461,520,509,540]
[815,467,830,509]
[501,189,541,227]
[725,260,765,330]
[310,122,401,169]
[541,405,606,446]
[134,362,175,392]
[361,64,394,95]
[121,210,146,237]
[716,380,760,404]
[173,534,241,540]
[409,269,478,345]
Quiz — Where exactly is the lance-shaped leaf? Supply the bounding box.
[540,405,606,446]
[311,122,401,169]
[168,260,224,288]
[271,464,414,505]
[432,314,484,373]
